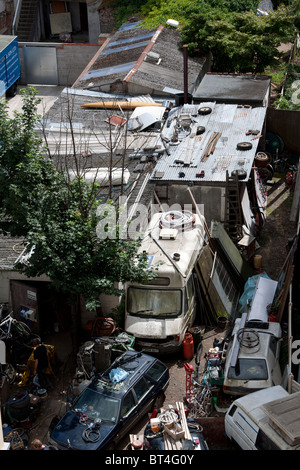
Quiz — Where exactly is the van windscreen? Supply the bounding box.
[228,358,268,380]
[127,287,181,316]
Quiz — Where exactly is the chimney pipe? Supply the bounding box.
[183,44,188,104]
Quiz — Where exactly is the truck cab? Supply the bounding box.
[124,210,205,354]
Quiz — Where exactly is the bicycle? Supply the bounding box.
[188,382,213,418]
[0,311,33,343]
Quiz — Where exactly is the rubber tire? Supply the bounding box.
[231,169,247,180]
[237,142,253,151]
[196,126,205,135]
[198,107,212,115]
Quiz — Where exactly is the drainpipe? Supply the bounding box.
[12,0,22,35]
[183,44,188,104]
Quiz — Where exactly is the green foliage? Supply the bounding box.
[264,62,287,85]
[274,62,300,110]
[112,0,298,74]
[181,5,296,72]
[0,88,155,308]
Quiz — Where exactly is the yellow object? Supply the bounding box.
[80,101,162,109]
[253,254,262,269]
[18,344,56,387]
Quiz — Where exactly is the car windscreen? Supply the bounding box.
[127,287,182,316]
[73,389,120,423]
[228,358,268,380]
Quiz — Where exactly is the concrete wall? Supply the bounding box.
[266,107,300,155]
[19,42,100,86]
[0,270,49,305]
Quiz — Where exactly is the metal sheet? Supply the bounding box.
[23,46,58,85]
[151,102,266,183]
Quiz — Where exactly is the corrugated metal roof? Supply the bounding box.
[151,102,267,183]
[74,22,207,97]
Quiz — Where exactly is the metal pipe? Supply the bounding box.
[12,0,22,35]
[183,44,188,104]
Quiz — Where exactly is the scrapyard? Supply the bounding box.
[0,12,300,455]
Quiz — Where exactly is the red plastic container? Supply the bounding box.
[183,333,194,360]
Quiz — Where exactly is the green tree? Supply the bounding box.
[181,4,296,72]
[0,88,154,315]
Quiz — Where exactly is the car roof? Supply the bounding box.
[88,351,166,397]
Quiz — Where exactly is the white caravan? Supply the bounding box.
[124,210,205,354]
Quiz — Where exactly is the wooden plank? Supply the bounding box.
[81,101,162,109]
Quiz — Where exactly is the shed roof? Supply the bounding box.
[193,74,271,106]
[74,21,206,97]
[151,101,267,184]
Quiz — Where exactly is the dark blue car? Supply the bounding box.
[49,351,169,450]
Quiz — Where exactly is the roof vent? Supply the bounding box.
[166,19,179,28]
[159,228,178,240]
[145,51,161,65]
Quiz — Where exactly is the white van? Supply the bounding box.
[124,210,205,354]
[225,385,300,450]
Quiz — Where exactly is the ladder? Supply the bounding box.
[225,171,243,241]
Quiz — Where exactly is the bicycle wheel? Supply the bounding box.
[12,320,31,340]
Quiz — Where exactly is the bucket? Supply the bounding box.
[183,333,194,360]
[254,152,269,168]
[217,316,227,330]
[6,391,30,422]
[253,254,262,269]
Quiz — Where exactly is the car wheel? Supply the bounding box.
[237,142,252,151]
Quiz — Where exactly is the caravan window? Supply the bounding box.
[127,287,182,316]
[228,358,268,380]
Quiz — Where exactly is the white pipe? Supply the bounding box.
[12,0,22,36]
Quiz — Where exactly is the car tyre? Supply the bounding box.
[237,142,252,151]
[198,106,212,115]
[231,169,247,180]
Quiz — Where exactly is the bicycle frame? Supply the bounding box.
[0,313,14,340]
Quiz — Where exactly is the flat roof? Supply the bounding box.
[151,102,266,184]
[193,74,271,104]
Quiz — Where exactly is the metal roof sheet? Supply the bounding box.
[151,102,267,183]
